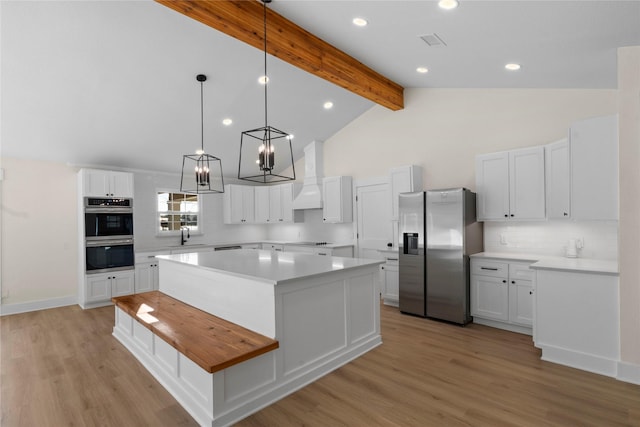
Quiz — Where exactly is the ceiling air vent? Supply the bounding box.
[419,33,447,47]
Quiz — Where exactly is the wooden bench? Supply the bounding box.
[112,291,279,373]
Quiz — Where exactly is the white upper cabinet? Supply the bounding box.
[81,169,134,198]
[269,184,283,222]
[223,184,255,224]
[509,146,546,219]
[476,152,510,220]
[233,183,300,224]
[323,176,353,223]
[476,147,545,221]
[570,115,619,221]
[389,165,423,221]
[545,138,571,219]
[254,186,271,223]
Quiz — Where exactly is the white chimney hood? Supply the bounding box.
[292,141,324,210]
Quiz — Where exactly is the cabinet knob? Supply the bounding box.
[511,280,516,284]
[504,214,508,218]
[529,291,533,295]
[381,266,385,270]
[510,214,514,217]
[564,212,568,216]
[502,280,507,283]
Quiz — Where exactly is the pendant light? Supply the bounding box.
[238,0,295,183]
[180,74,224,194]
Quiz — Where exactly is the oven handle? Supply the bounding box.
[85,239,133,247]
[85,207,133,214]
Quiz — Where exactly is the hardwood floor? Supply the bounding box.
[2,303,639,426]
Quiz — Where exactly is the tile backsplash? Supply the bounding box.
[483,220,618,260]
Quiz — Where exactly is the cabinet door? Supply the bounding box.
[509,279,533,326]
[545,139,570,219]
[389,165,422,221]
[254,186,271,223]
[323,176,352,223]
[225,185,244,223]
[475,152,510,220]
[471,274,509,321]
[509,146,545,220]
[269,185,283,222]
[86,274,111,302]
[279,183,295,222]
[570,115,618,220]
[225,185,254,223]
[382,261,399,305]
[241,186,255,223]
[135,262,157,293]
[112,271,135,297]
[110,171,134,198]
[323,176,342,223]
[83,169,111,197]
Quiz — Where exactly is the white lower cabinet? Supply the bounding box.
[85,270,135,304]
[534,268,619,377]
[470,258,533,334]
[135,261,159,293]
[379,252,399,306]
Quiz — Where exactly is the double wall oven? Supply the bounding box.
[84,198,134,273]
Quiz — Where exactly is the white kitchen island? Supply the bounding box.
[112,249,383,427]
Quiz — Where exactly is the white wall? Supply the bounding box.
[483,221,618,260]
[324,88,618,191]
[265,209,354,243]
[618,46,640,366]
[0,157,78,305]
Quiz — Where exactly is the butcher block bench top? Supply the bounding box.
[112,291,279,373]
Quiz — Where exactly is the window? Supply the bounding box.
[157,191,200,233]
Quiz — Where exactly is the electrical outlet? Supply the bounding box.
[500,233,508,245]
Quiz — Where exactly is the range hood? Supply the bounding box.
[292,141,324,210]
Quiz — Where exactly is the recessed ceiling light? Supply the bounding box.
[416,67,429,74]
[352,17,368,27]
[222,118,233,126]
[323,101,334,109]
[258,75,269,84]
[505,63,521,71]
[438,0,459,10]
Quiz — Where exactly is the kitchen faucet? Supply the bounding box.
[181,227,190,245]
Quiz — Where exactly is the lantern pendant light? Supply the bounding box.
[238,0,295,183]
[180,74,224,194]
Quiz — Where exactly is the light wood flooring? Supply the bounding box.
[2,303,639,426]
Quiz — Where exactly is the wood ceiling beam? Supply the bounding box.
[155,0,404,111]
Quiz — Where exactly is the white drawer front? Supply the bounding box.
[471,259,508,278]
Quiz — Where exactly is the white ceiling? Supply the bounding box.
[2,0,639,177]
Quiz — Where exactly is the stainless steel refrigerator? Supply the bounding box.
[398,188,483,324]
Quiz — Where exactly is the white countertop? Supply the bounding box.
[471,252,619,275]
[136,241,354,255]
[157,249,383,284]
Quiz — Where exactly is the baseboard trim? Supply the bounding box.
[539,343,618,377]
[617,361,640,385]
[0,295,77,316]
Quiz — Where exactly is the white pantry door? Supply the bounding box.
[355,179,391,259]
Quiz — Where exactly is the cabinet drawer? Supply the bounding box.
[471,260,508,278]
[508,262,534,281]
[384,255,399,266]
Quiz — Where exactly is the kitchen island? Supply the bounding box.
[112,249,383,427]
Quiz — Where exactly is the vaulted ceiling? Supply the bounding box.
[2,1,639,177]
